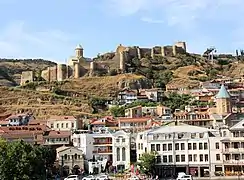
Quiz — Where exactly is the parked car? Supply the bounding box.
[82,175,96,180]
[64,175,81,180]
[176,172,193,180]
[96,175,109,180]
[128,176,140,180]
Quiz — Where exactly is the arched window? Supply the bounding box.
[122,147,126,161]
[117,148,120,161]
[74,153,78,159]
[64,154,67,160]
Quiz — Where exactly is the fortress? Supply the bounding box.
[20,41,187,85]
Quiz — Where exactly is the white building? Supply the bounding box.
[72,127,131,172]
[46,116,81,131]
[136,122,223,178]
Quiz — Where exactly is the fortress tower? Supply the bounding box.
[216,84,232,116]
[74,62,80,79]
[119,51,126,72]
[75,44,83,58]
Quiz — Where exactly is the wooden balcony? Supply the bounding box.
[92,150,112,154]
[93,141,112,145]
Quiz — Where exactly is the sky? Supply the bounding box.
[0,0,244,63]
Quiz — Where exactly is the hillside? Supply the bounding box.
[0,74,150,118]
[0,52,243,118]
[0,59,56,86]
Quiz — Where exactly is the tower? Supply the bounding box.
[75,44,83,58]
[216,84,232,115]
[74,62,80,78]
[119,51,126,73]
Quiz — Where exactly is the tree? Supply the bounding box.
[162,93,192,111]
[138,152,157,175]
[0,139,56,180]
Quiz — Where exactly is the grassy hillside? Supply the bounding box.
[0,59,56,86]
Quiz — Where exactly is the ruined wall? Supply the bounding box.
[49,66,57,81]
[41,67,50,82]
[140,48,151,58]
[154,46,162,55]
[175,41,186,51]
[116,44,127,55]
[20,71,34,86]
[57,64,67,81]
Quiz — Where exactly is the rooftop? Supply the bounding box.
[216,84,230,99]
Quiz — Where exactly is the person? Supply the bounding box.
[55,173,61,180]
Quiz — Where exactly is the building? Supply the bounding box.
[136,122,222,178]
[43,130,71,147]
[56,146,84,176]
[0,113,34,126]
[46,116,81,131]
[72,127,131,172]
[117,89,137,105]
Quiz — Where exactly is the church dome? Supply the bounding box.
[75,44,83,49]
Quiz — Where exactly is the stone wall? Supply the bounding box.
[20,71,34,86]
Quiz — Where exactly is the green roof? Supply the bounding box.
[216,84,230,99]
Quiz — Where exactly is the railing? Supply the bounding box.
[223,148,244,153]
[93,141,112,145]
[224,160,244,164]
[92,150,112,153]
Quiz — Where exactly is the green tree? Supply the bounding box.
[138,152,157,175]
[0,139,56,180]
[162,92,192,111]
[109,106,125,117]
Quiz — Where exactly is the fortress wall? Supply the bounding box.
[140,48,151,58]
[116,44,126,55]
[20,71,34,86]
[41,68,50,82]
[175,41,186,51]
[74,63,80,78]
[57,64,67,81]
[127,47,138,58]
[163,46,174,56]
[49,66,57,81]
[154,46,162,54]
[175,46,186,54]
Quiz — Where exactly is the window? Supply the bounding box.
[168,144,172,151]
[176,155,180,162]
[151,144,155,151]
[204,143,208,150]
[138,143,140,150]
[216,154,220,161]
[117,148,120,161]
[191,133,196,139]
[215,142,219,149]
[188,143,192,150]
[194,154,197,162]
[141,144,143,150]
[200,154,203,162]
[57,123,59,128]
[163,144,167,151]
[163,155,167,163]
[199,133,204,138]
[193,143,197,150]
[199,143,203,150]
[156,144,161,151]
[116,139,120,143]
[181,143,185,150]
[61,123,64,128]
[175,143,179,150]
[122,147,126,161]
[72,122,74,128]
[205,154,208,162]
[122,138,125,142]
[140,135,143,139]
[168,155,173,162]
[51,124,54,128]
[189,155,192,162]
[181,155,185,162]
[66,123,68,128]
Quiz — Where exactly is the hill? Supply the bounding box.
[0,59,56,86]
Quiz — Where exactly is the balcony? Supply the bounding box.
[223,148,244,153]
[92,150,112,154]
[93,141,112,145]
[224,160,244,165]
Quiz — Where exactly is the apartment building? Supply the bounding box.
[72,127,131,171]
[136,122,223,178]
[46,116,82,131]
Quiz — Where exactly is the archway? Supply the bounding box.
[73,165,80,175]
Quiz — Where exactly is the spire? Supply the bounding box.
[216,84,230,99]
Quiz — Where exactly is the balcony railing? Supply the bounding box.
[223,148,244,153]
[224,160,244,164]
[92,150,112,153]
[93,141,112,145]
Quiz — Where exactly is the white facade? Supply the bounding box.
[47,116,79,131]
[136,124,223,178]
[72,128,131,171]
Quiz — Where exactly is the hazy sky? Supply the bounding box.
[0,0,243,62]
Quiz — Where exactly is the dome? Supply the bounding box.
[75,44,83,49]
